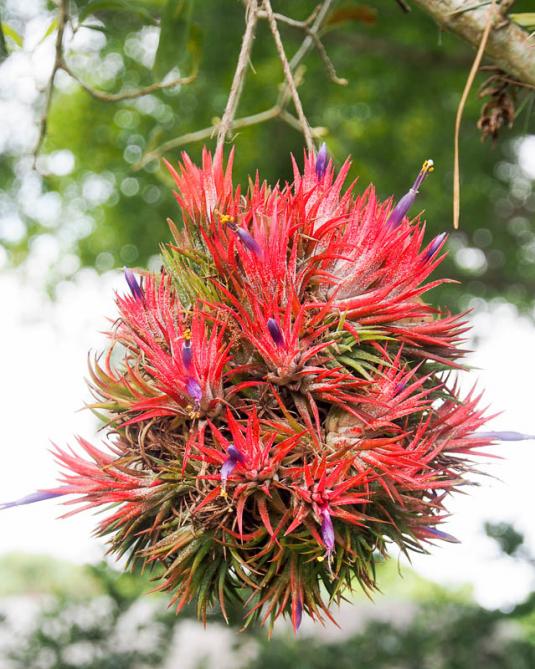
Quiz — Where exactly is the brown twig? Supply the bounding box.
[258,6,347,86]
[309,31,348,86]
[289,0,334,71]
[33,0,68,166]
[138,0,332,166]
[60,60,196,102]
[134,104,326,170]
[216,0,260,150]
[453,0,497,230]
[137,107,280,169]
[34,0,199,166]
[262,0,314,152]
[394,0,412,12]
[479,68,535,91]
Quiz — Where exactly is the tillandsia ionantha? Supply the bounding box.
[2,146,532,632]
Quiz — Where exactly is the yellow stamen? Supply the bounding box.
[219,213,235,225]
[183,328,192,341]
[422,159,434,173]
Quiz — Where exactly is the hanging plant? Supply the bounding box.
[2,147,526,632]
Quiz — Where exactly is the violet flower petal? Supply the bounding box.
[267,318,284,347]
[386,191,417,229]
[296,597,303,630]
[320,507,335,554]
[423,527,460,543]
[387,159,434,229]
[186,377,202,403]
[221,444,245,483]
[315,143,328,180]
[227,444,245,463]
[236,227,262,256]
[124,268,144,300]
[424,232,447,260]
[221,459,237,483]
[475,431,535,441]
[394,382,407,396]
[182,339,193,372]
[0,490,64,511]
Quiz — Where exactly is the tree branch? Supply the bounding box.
[138,0,333,167]
[137,106,280,169]
[413,0,535,87]
[60,60,196,102]
[33,0,68,166]
[216,0,260,150]
[262,0,314,152]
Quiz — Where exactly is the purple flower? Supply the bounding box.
[235,227,262,257]
[320,507,335,555]
[475,431,535,441]
[296,596,303,630]
[394,382,406,396]
[124,268,144,300]
[186,377,202,403]
[0,490,64,511]
[315,143,328,180]
[182,338,193,372]
[424,232,447,260]
[221,444,246,483]
[267,318,284,347]
[423,527,460,543]
[387,159,434,229]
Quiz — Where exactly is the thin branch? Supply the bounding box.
[393,0,412,12]
[289,0,334,71]
[134,103,326,170]
[216,0,260,150]
[279,109,325,137]
[478,67,535,91]
[33,0,68,166]
[138,0,332,166]
[262,0,314,152]
[136,107,281,169]
[256,6,321,30]
[453,0,497,230]
[309,30,348,86]
[258,4,347,86]
[60,60,196,102]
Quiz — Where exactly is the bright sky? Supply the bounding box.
[1,0,535,613]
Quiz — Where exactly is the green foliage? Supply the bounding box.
[0,0,534,309]
[248,604,535,669]
[2,527,535,668]
[154,0,195,78]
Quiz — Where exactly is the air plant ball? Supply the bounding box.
[4,148,508,631]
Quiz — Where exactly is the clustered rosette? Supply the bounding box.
[2,147,517,631]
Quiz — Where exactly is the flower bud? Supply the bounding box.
[315,143,328,180]
[124,268,144,300]
[267,318,284,347]
[387,159,434,229]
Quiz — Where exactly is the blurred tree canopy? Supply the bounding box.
[2,523,535,668]
[0,0,534,312]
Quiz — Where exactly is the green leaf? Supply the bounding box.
[78,0,156,25]
[37,17,58,45]
[509,13,535,29]
[0,21,8,63]
[153,0,195,79]
[1,23,23,48]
